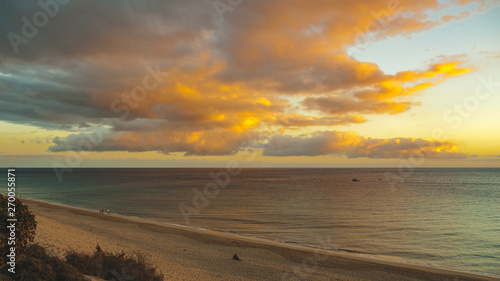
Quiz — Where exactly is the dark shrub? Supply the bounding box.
[11,244,86,281]
[66,245,164,281]
[0,195,37,267]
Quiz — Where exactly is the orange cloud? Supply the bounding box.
[303,59,469,119]
[303,96,419,116]
[358,60,470,100]
[441,11,471,22]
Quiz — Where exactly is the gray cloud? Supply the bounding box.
[0,0,216,61]
[78,122,90,128]
[262,131,467,159]
[47,128,260,156]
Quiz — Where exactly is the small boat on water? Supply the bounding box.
[352,178,360,182]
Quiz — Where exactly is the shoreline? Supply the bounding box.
[18,197,500,280]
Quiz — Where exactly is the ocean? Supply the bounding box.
[2,168,499,277]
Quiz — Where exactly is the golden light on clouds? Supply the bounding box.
[0,0,498,167]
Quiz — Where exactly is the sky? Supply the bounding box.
[0,0,499,168]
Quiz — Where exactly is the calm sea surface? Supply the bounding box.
[2,168,499,276]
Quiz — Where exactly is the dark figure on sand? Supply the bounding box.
[233,254,241,261]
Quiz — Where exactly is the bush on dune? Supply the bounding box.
[1,195,164,280]
[14,244,86,281]
[0,195,37,266]
[66,245,164,281]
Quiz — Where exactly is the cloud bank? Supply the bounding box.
[0,0,489,158]
[262,131,466,158]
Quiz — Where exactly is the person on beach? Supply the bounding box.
[107,209,110,214]
[233,254,241,261]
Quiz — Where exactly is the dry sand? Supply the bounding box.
[22,198,500,281]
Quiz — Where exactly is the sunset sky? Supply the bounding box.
[0,0,499,168]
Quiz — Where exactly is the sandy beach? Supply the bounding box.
[21,198,499,281]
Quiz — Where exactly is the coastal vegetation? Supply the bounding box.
[0,195,163,281]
